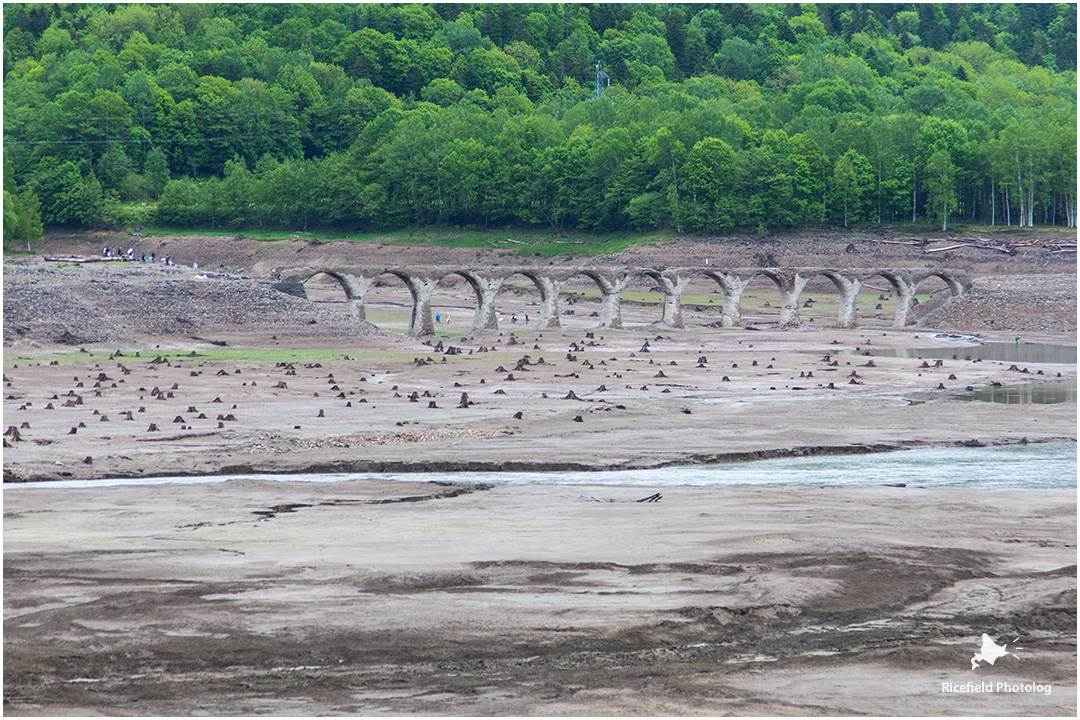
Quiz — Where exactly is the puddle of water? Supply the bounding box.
[831,338,1076,404]
[957,379,1076,405]
[842,342,1076,365]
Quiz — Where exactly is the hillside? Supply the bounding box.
[3,3,1077,242]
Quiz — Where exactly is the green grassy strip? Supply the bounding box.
[133,224,670,258]
[141,224,389,243]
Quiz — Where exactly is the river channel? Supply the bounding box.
[9,441,1075,491]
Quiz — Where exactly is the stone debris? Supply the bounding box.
[249,427,511,454]
[3,261,395,345]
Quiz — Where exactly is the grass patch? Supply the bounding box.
[141,225,388,244]
[135,224,671,257]
[362,309,411,327]
[384,227,669,259]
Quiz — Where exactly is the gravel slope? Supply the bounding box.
[3,259,397,348]
[917,274,1076,333]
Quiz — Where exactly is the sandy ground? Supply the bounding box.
[4,479,1075,715]
[4,235,1077,715]
[3,260,1076,482]
[3,322,1076,482]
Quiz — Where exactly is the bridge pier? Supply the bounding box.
[775,272,811,328]
[595,273,631,329]
[402,274,440,337]
[887,273,919,328]
[459,272,504,335]
[530,274,565,330]
[706,272,750,328]
[338,273,378,319]
[829,273,862,328]
[657,271,691,328]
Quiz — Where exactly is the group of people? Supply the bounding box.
[103,246,138,260]
[436,313,530,326]
[102,247,174,265]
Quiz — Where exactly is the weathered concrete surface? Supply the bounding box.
[4,480,1074,716]
[279,265,972,336]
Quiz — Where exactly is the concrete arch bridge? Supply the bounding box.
[278,265,971,337]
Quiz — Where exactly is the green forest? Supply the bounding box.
[3,3,1077,247]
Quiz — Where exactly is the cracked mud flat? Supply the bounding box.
[3,478,1076,716]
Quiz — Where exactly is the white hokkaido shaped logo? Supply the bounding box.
[971,633,1020,670]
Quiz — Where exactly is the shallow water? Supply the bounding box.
[956,379,1076,405]
[8,442,1076,491]
[836,339,1076,404]
[842,341,1076,365]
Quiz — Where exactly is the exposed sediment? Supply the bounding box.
[3,236,1076,715]
[4,479,1075,715]
[4,310,1075,484]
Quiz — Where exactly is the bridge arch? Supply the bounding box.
[739,268,810,328]
[913,269,970,297]
[433,269,497,335]
[305,270,366,318]
[276,264,970,336]
[445,268,576,335]
[503,268,566,331]
[798,269,863,328]
[859,269,922,327]
[572,268,628,328]
[382,268,444,336]
[627,268,672,327]
[696,270,752,327]
[283,267,383,321]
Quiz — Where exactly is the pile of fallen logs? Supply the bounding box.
[1046,242,1078,255]
[922,238,1016,255]
[851,232,1076,256]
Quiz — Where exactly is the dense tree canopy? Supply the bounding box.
[4,3,1077,235]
